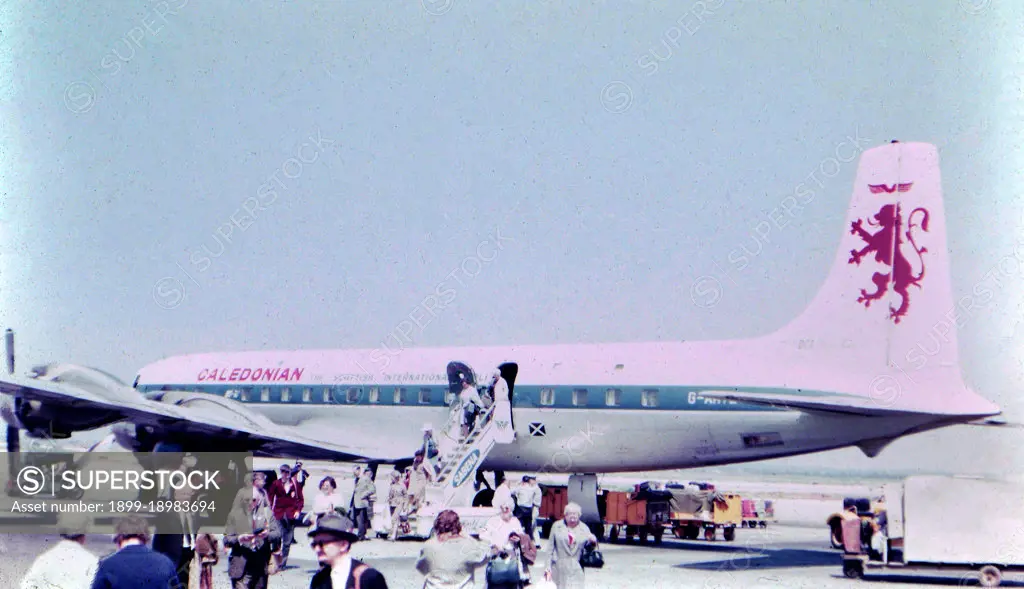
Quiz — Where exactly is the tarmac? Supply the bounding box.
[1,458,1021,587]
[2,523,1023,588]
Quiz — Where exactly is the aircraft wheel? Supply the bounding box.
[472,489,494,507]
[723,527,735,542]
[979,565,1002,587]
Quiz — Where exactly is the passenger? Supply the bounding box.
[422,425,442,476]
[195,533,219,589]
[407,451,434,511]
[309,514,389,589]
[492,477,514,511]
[306,476,342,527]
[490,370,509,412]
[387,471,408,541]
[267,463,305,570]
[415,509,491,588]
[20,513,98,589]
[224,481,282,589]
[458,376,483,438]
[347,466,363,515]
[89,515,179,589]
[353,468,377,541]
[545,502,598,589]
[481,498,534,588]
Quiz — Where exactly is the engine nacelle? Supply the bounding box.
[1,395,119,438]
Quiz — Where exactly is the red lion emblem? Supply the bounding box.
[848,203,930,323]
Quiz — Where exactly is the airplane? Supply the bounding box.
[0,140,1005,521]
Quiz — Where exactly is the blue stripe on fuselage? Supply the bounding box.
[137,383,791,412]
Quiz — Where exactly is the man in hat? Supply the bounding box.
[309,514,388,589]
[20,512,98,589]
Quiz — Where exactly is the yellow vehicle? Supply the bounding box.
[667,485,742,541]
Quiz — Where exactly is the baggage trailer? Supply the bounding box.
[741,498,775,529]
[667,485,742,542]
[539,482,671,544]
[841,475,1024,587]
[604,484,672,544]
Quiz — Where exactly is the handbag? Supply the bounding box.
[486,554,523,585]
[579,543,604,569]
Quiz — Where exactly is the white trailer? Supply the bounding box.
[842,475,1024,587]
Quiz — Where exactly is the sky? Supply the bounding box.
[1,1,1023,477]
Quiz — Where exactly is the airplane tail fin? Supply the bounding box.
[764,141,998,416]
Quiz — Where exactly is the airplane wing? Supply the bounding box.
[0,369,411,463]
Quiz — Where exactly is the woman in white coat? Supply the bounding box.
[544,502,597,589]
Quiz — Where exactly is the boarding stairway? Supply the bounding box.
[395,361,519,537]
[423,399,510,509]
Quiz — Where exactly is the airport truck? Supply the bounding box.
[840,475,1024,587]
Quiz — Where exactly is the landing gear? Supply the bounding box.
[842,558,864,579]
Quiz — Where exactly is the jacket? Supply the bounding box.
[268,476,305,520]
[89,544,178,589]
[223,487,283,580]
[309,559,388,589]
[353,475,376,509]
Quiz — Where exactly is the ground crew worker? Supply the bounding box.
[513,475,541,540]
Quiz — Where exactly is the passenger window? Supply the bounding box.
[573,389,588,406]
[540,388,555,406]
[240,389,249,402]
[260,388,270,403]
[322,388,331,403]
[419,388,432,404]
[302,388,312,403]
[605,388,622,407]
[445,390,456,405]
[347,388,361,403]
[641,389,659,408]
[393,387,407,404]
[281,387,291,402]
[369,387,380,404]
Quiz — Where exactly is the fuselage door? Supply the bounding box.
[497,362,518,430]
